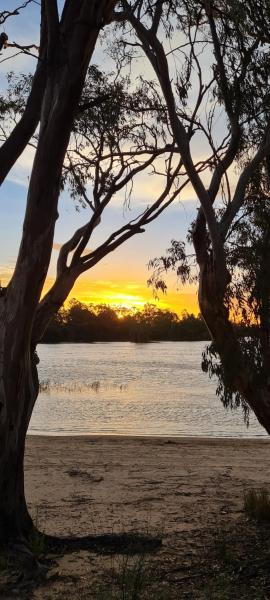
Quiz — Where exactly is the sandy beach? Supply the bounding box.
[21,435,270,598]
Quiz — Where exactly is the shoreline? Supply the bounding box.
[39,340,211,344]
[27,433,270,443]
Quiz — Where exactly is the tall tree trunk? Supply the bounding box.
[0,0,116,544]
[0,295,39,540]
[0,398,35,541]
[198,256,270,435]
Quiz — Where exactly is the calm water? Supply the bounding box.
[29,342,267,438]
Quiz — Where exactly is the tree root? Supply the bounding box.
[0,541,49,592]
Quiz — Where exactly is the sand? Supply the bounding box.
[22,435,270,598]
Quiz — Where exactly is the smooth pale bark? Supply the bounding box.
[0,0,116,543]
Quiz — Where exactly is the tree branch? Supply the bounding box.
[124,1,224,267]
[0,1,36,25]
[44,0,59,63]
[0,5,47,185]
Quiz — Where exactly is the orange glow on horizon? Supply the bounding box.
[42,276,199,316]
[0,269,199,317]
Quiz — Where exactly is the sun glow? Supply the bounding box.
[62,278,199,316]
[6,271,199,317]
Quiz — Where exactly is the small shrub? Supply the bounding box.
[244,488,270,521]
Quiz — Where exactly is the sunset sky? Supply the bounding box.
[0,1,201,316]
[0,171,199,315]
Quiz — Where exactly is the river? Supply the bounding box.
[29,342,267,438]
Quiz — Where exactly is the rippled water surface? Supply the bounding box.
[29,342,267,438]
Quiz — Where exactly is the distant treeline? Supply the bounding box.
[42,300,211,343]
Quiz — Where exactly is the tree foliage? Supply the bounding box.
[43,300,210,343]
[111,0,270,432]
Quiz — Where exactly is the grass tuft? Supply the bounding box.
[244,488,270,521]
[96,550,171,600]
[112,552,150,599]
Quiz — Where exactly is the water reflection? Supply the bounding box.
[29,342,267,438]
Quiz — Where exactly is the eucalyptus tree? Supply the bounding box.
[202,168,270,420]
[113,0,270,433]
[0,0,194,544]
[0,0,119,543]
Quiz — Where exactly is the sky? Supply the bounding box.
[0,1,204,316]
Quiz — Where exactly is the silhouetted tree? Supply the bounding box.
[114,0,270,433]
[43,301,210,342]
[0,0,123,544]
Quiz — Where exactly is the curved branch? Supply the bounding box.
[124,2,224,267]
[0,5,47,185]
